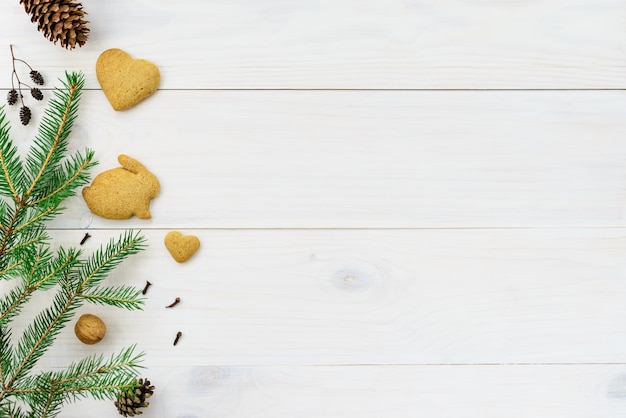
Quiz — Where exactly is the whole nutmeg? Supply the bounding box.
[74,314,106,344]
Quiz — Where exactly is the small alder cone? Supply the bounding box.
[20,0,90,49]
[74,313,106,344]
[30,87,43,101]
[7,89,18,105]
[115,378,155,417]
[19,106,31,125]
[29,70,44,85]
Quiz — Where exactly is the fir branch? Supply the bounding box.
[0,402,32,418]
[10,289,77,385]
[0,247,79,327]
[27,149,95,208]
[12,345,143,405]
[2,233,46,259]
[79,285,144,310]
[0,283,30,325]
[24,246,53,287]
[37,391,60,418]
[8,232,141,385]
[0,110,24,203]
[0,258,24,278]
[27,247,80,291]
[49,345,143,401]
[0,325,14,387]
[22,72,84,204]
[0,199,10,233]
[0,72,149,416]
[12,206,57,236]
[77,230,147,292]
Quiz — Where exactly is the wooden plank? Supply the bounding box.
[58,364,626,417]
[0,0,625,89]
[2,1,624,417]
[13,228,626,367]
[3,89,621,229]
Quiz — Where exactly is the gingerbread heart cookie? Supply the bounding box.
[96,48,160,111]
[165,231,200,263]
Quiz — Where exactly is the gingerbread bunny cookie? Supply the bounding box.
[83,154,160,219]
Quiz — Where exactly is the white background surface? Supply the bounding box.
[1,0,626,417]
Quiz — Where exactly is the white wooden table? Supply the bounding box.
[1,1,626,416]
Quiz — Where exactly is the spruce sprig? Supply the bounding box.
[0,72,148,417]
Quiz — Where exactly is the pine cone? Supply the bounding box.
[114,378,155,417]
[20,0,90,49]
[19,106,31,125]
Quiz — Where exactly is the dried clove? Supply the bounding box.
[165,297,181,308]
[142,280,152,295]
[79,232,91,245]
[173,331,182,346]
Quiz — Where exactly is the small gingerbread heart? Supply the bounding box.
[96,48,160,111]
[165,231,200,263]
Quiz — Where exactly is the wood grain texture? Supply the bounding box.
[4,89,621,229]
[13,228,624,368]
[0,0,624,89]
[58,365,626,418]
[0,0,625,416]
